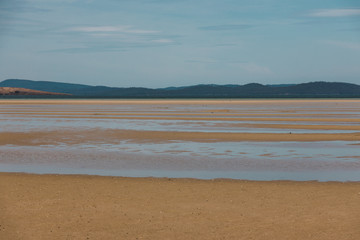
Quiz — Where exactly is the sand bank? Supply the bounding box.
[1,129,360,146]
[1,99,360,105]
[0,173,359,240]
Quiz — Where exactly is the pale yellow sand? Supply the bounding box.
[1,129,360,146]
[1,99,360,239]
[0,173,359,240]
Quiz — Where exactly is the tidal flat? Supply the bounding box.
[0,99,360,181]
[1,99,360,239]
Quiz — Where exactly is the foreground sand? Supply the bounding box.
[1,99,360,239]
[0,173,359,240]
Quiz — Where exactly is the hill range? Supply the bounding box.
[1,79,360,98]
[0,86,70,96]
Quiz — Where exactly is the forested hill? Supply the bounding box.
[1,79,360,98]
[0,86,70,96]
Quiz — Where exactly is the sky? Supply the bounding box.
[0,0,359,88]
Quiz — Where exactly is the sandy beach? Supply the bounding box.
[1,173,360,240]
[1,99,360,239]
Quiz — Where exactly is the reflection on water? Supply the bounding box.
[1,163,360,182]
[1,99,360,181]
[1,141,359,181]
[1,117,358,134]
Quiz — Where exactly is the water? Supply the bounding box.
[1,99,359,181]
[1,140,359,181]
[1,117,358,133]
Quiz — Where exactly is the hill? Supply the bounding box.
[0,87,71,96]
[1,79,360,98]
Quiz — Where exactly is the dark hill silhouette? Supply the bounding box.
[0,87,70,96]
[281,82,360,95]
[1,79,359,98]
[0,79,90,94]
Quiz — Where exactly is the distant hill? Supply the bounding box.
[1,79,360,98]
[0,87,70,96]
[0,79,92,95]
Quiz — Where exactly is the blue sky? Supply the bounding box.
[0,0,359,87]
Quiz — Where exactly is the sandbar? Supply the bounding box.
[1,129,360,146]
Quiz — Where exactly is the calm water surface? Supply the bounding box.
[1,99,359,181]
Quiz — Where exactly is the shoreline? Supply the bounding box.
[2,171,360,183]
[1,172,360,239]
[5,171,360,182]
[2,169,360,183]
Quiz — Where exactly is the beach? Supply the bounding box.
[1,99,360,239]
[1,173,360,240]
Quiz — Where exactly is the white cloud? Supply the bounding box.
[323,40,360,51]
[69,25,159,34]
[239,63,273,75]
[152,39,173,43]
[309,9,360,17]
[52,25,175,52]
[186,58,218,64]
[71,26,126,32]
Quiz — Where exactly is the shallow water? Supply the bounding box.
[1,117,358,134]
[1,140,359,181]
[1,99,359,181]
[2,163,360,182]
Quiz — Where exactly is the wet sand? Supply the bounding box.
[1,99,360,177]
[1,99,360,238]
[0,173,360,240]
[1,129,360,146]
[1,99,360,144]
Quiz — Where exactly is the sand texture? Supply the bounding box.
[1,99,360,145]
[0,173,360,240]
[1,99,360,239]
